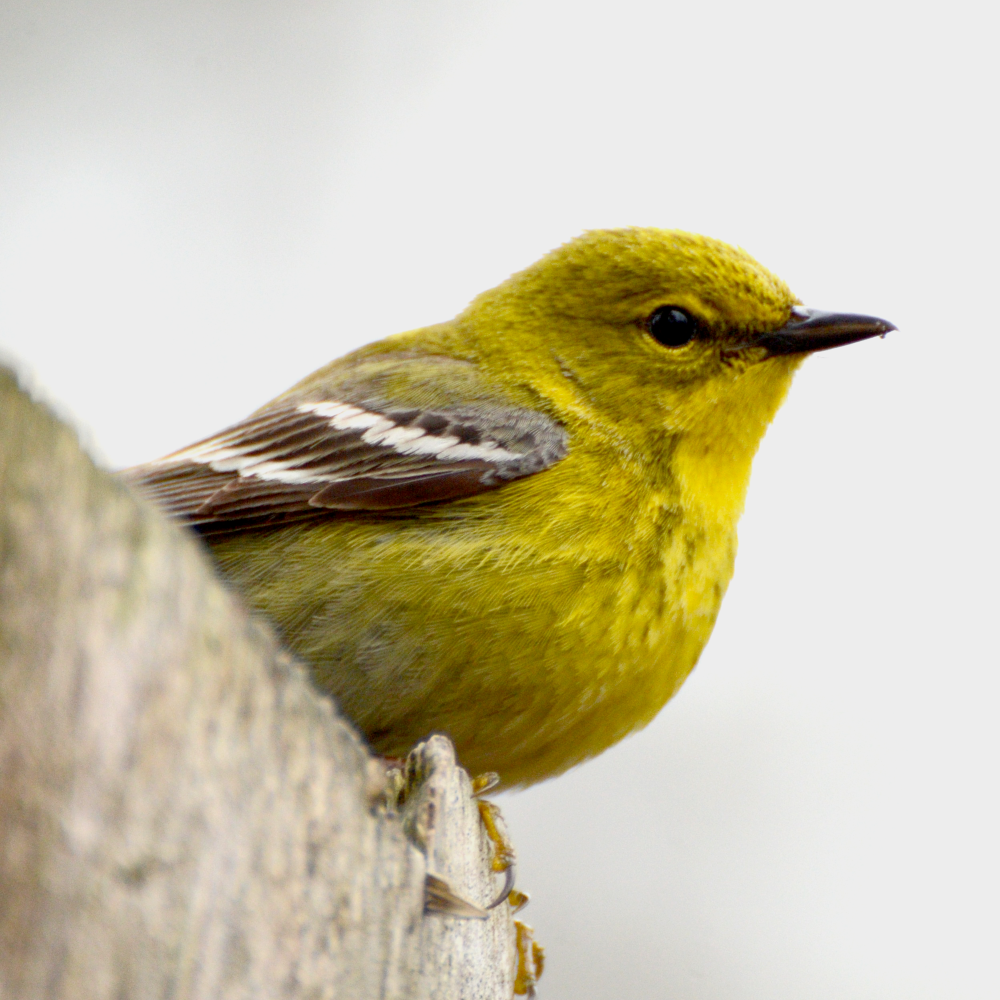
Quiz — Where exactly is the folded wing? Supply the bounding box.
[125,393,568,532]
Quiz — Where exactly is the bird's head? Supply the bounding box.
[461,227,894,522]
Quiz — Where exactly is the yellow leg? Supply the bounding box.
[513,920,545,997]
[476,798,516,908]
[472,773,533,914]
[423,767,536,922]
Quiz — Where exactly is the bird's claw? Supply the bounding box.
[476,796,518,907]
[486,859,516,909]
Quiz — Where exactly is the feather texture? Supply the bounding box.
[125,394,568,530]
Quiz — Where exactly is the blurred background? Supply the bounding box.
[1,1,997,996]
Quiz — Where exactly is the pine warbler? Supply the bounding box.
[128,228,893,789]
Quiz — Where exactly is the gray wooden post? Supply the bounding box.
[0,365,531,999]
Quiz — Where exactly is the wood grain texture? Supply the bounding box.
[0,366,517,999]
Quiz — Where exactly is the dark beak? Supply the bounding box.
[747,306,897,358]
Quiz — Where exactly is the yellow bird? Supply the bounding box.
[128,228,893,790]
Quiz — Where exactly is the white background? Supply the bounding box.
[2,2,997,997]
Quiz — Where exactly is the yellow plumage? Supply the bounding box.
[129,228,891,788]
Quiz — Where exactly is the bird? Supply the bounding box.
[126,227,893,792]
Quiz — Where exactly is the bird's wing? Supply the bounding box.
[124,357,568,532]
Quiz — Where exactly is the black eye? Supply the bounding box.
[647,306,697,348]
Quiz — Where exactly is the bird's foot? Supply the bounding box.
[421,770,533,919]
[471,776,544,992]
[476,798,517,908]
[471,772,524,911]
[513,919,545,997]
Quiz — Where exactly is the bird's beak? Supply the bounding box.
[743,306,897,358]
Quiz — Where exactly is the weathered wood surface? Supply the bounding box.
[0,365,518,999]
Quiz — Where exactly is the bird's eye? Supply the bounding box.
[647,306,697,348]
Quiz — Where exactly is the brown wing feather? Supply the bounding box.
[124,396,568,532]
